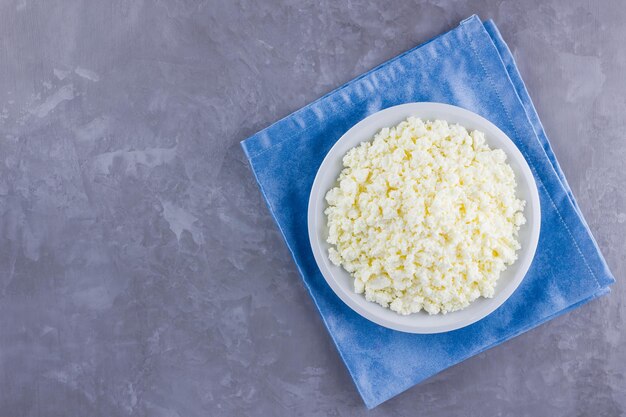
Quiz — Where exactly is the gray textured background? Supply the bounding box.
[0,0,624,416]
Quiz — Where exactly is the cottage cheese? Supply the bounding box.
[324,117,526,315]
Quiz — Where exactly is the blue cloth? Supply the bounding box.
[240,15,615,408]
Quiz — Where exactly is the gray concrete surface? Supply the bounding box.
[0,0,624,416]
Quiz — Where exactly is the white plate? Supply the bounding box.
[307,102,541,334]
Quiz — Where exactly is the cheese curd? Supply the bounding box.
[324,117,526,315]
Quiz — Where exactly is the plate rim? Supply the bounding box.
[307,102,541,334]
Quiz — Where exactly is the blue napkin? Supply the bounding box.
[241,15,615,408]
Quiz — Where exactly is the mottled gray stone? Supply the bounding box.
[0,0,624,416]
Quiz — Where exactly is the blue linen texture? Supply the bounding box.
[241,15,615,408]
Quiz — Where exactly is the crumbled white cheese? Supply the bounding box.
[324,117,526,315]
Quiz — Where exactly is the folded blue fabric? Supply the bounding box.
[241,15,615,408]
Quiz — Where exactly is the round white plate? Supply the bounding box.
[307,102,541,334]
